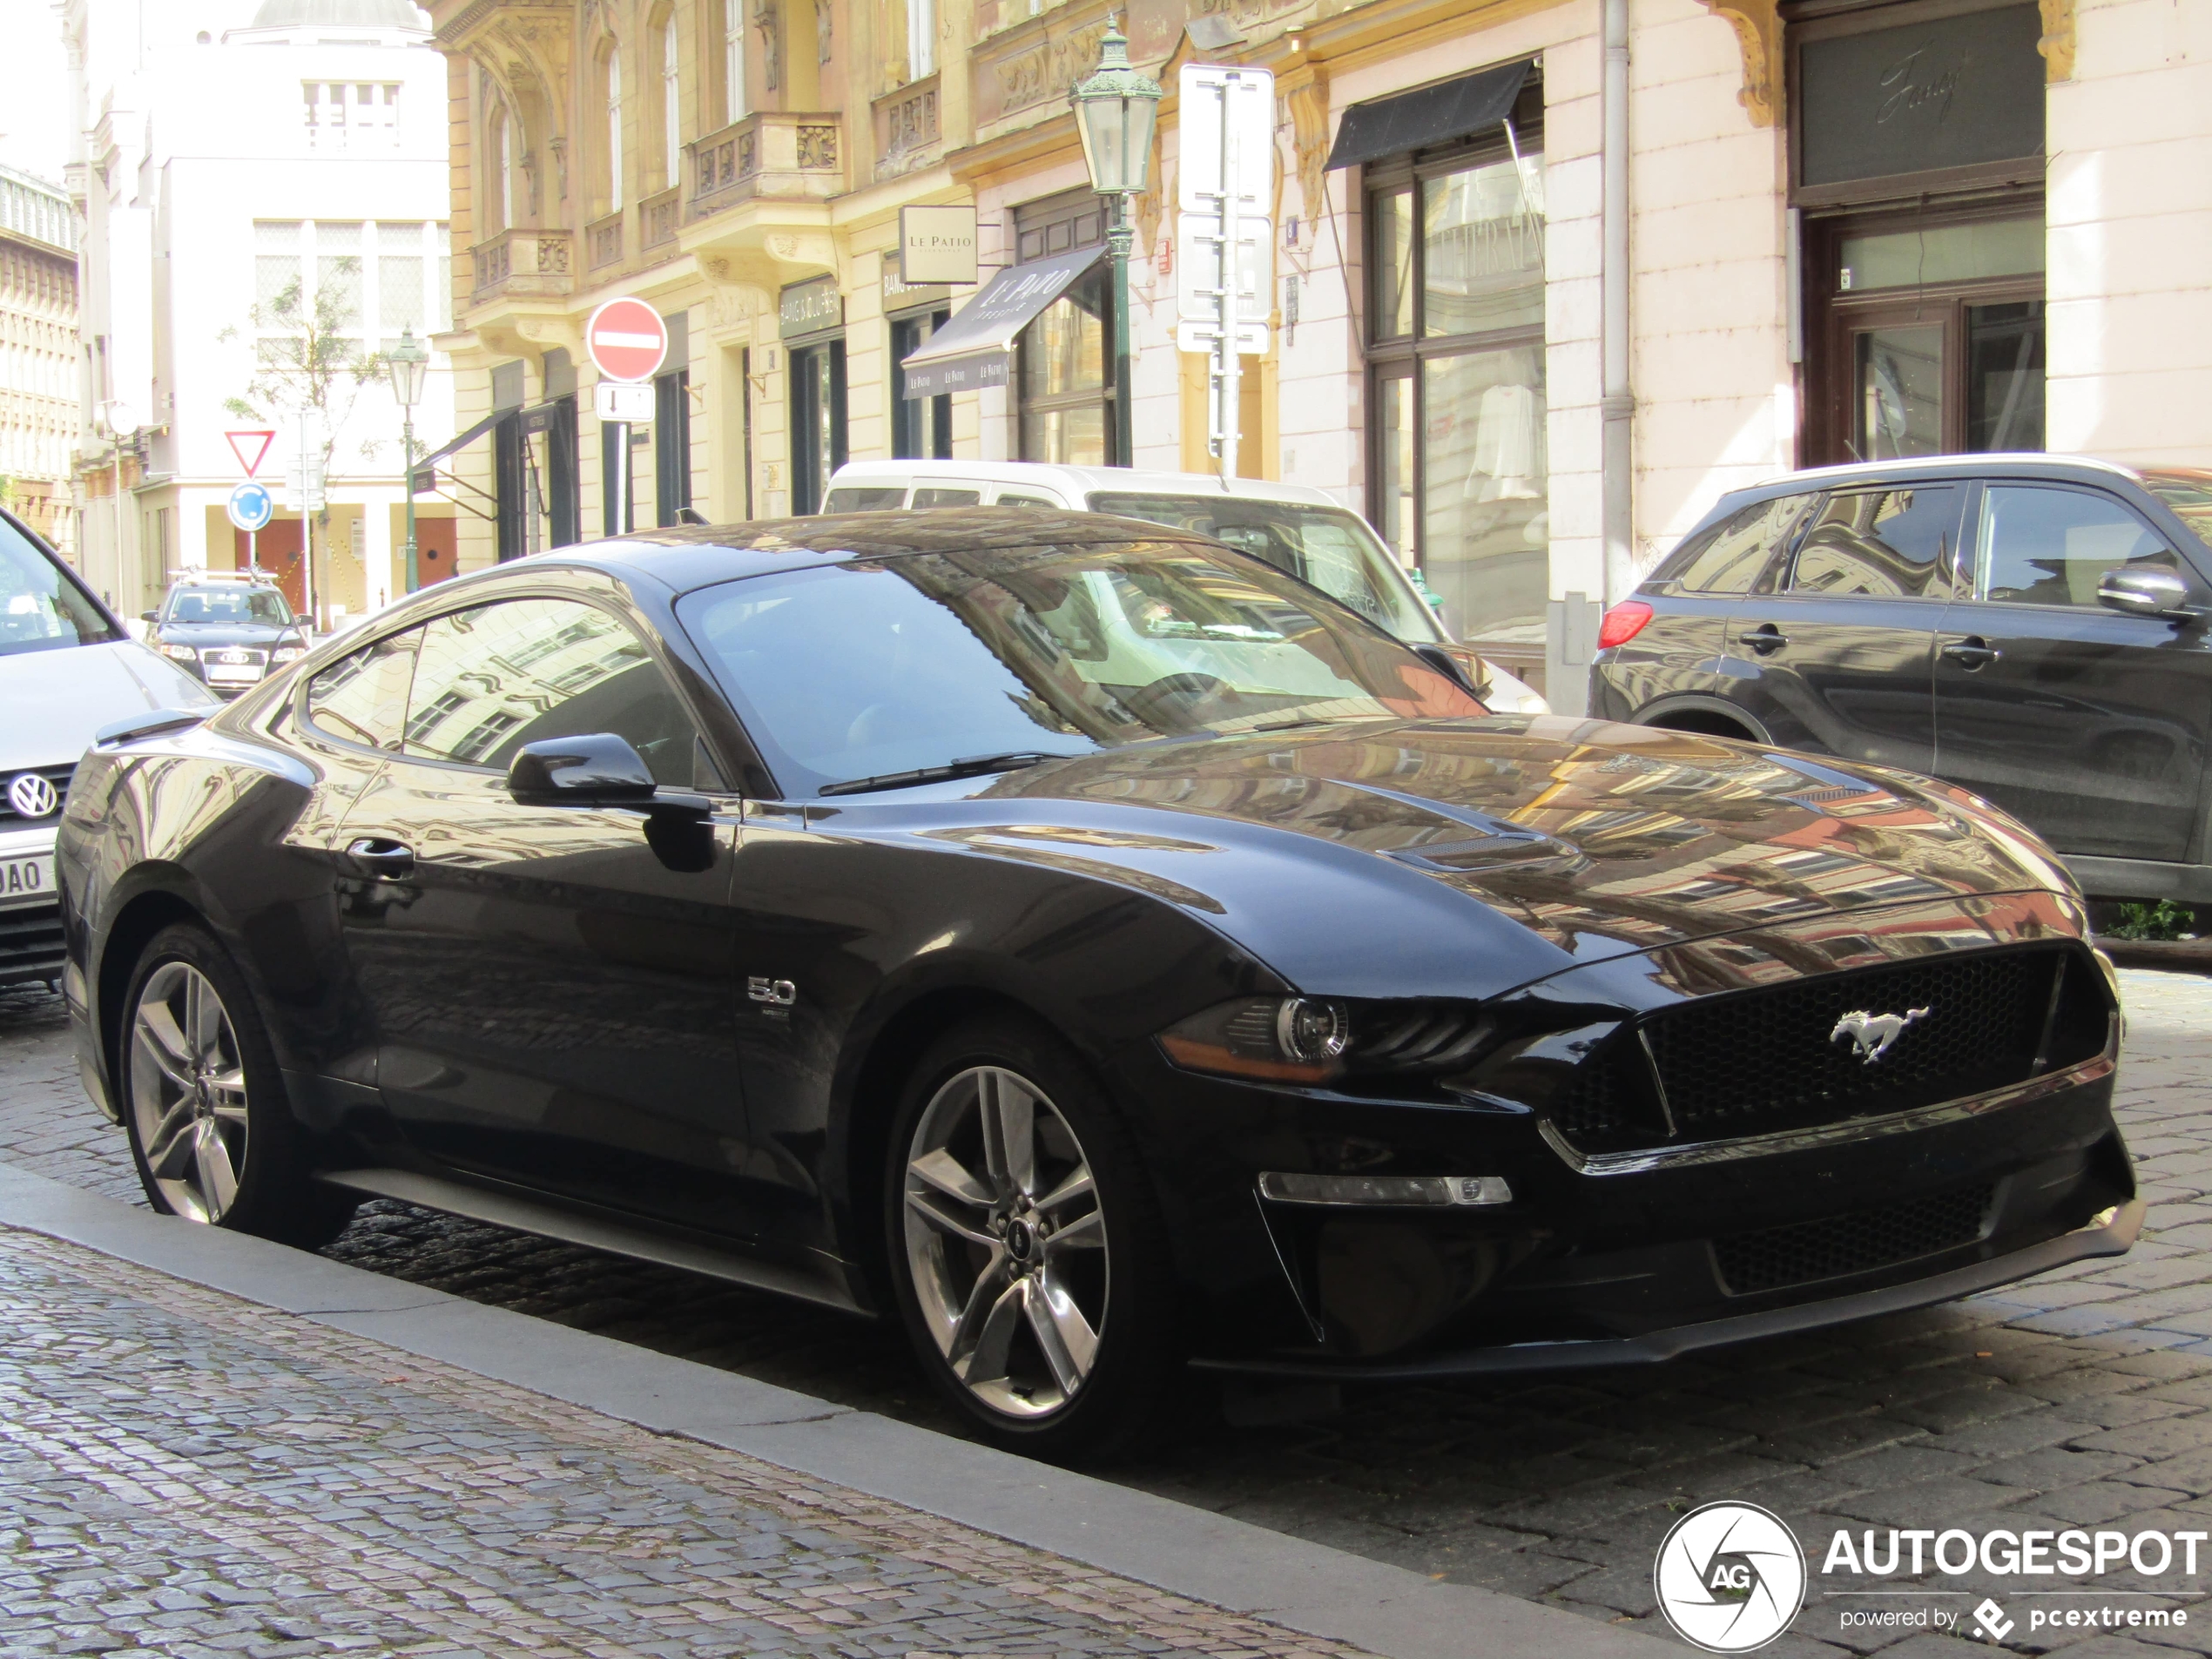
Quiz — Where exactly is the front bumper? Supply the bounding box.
[0,824,64,988]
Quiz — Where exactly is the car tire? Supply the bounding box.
[885,1015,1182,1461]
[118,922,356,1250]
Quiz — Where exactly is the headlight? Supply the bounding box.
[158,642,198,662]
[1158,996,1352,1083]
[271,645,305,663]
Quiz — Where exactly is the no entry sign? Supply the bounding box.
[585,298,668,384]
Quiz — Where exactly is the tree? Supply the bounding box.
[221,258,384,625]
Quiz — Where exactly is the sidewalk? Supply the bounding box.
[0,1166,1663,1659]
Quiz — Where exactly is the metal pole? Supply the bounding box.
[1601,0,1633,609]
[402,412,418,591]
[614,421,631,533]
[1108,192,1134,467]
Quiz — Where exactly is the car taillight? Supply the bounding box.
[1597,601,1653,650]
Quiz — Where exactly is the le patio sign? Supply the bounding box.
[899,205,979,286]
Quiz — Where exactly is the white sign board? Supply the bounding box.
[1177,320,1269,355]
[595,381,655,423]
[1176,211,1272,334]
[900,205,980,286]
[1179,64,1274,216]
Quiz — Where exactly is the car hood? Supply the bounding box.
[850,716,2079,1003]
[156,622,298,647]
[0,641,218,772]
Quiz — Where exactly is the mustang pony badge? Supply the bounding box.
[1830,1006,1931,1064]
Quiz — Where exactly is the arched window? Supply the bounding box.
[660,11,680,188]
[724,0,747,123]
[497,103,515,228]
[485,99,511,232]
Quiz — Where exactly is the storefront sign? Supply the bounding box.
[899,205,979,286]
[779,276,843,340]
[882,252,950,314]
[1798,3,2043,189]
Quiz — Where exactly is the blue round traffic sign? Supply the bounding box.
[226,482,273,533]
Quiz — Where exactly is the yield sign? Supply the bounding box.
[226,429,276,477]
[585,297,668,383]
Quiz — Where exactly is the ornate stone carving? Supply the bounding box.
[1695,0,1782,128]
[797,125,839,168]
[755,0,781,91]
[2038,0,2075,81]
[816,0,833,63]
[978,15,1108,125]
[1284,70,1330,232]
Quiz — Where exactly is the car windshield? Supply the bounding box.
[2142,470,2212,550]
[0,514,118,657]
[676,537,1485,798]
[165,587,293,625]
[1086,493,1444,643]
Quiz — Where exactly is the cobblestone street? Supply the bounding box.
[6,971,2212,1655]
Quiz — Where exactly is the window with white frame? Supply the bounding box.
[605,47,624,213]
[304,82,401,149]
[252,220,452,361]
[660,13,680,189]
[724,0,747,123]
[908,0,936,79]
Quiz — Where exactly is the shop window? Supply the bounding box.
[790,341,846,515]
[1014,193,1114,466]
[656,368,692,524]
[1364,119,1546,650]
[891,310,951,459]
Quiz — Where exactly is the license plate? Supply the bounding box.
[206,664,263,684]
[0,853,53,906]
[215,650,254,664]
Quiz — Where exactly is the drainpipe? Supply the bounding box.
[1601,0,1633,609]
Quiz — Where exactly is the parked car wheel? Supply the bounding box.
[887,1016,1179,1460]
[119,924,354,1248]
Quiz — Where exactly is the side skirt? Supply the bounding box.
[317,1165,869,1316]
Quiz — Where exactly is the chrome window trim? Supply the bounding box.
[1543,1050,2115,1177]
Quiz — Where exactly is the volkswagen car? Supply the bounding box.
[58,510,2139,1458]
[145,571,312,698]
[2,506,214,991]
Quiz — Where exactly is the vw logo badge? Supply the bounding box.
[7,772,58,819]
[1653,1501,1805,1653]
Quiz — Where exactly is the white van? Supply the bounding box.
[819,460,1548,713]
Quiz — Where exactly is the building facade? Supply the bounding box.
[0,164,79,556]
[64,0,458,625]
[426,0,2209,705]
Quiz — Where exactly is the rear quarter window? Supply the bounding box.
[824,487,907,511]
[1656,495,1813,593]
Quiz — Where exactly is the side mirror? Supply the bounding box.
[2097,565,2197,622]
[1414,644,1492,702]
[507,732,658,806]
[140,610,158,624]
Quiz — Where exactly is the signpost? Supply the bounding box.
[1177,63,1274,484]
[225,429,276,477]
[226,482,273,576]
[585,298,668,536]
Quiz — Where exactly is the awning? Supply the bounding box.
[1324,58,1532,172]
[898,241,1107,399]
[408,408,502,495]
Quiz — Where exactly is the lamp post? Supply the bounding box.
[385,326,430,592]
[1070,17,1161,469]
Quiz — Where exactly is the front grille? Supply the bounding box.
[0,764,73,826]
[1713,1184,1994,1295]
[0,900,64,986]
[1552,944,2110,1152]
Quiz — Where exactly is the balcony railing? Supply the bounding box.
[687,111,846,220]
[470,228,572,300]
[585,211,624,272]
[873,74,941,180]
[641,185,681,253]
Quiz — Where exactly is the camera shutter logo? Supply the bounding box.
[1653,1501,1806,1653]
[8,773,58,819]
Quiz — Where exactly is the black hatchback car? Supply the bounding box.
[60,510,2138,1457]
[145,574,311,698]
[1591,455,2212,904]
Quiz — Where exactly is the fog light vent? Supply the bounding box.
[1258,1172,1511,1208]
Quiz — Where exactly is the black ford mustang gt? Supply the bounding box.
[58,509,2141,1457]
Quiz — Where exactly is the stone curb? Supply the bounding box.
[2096,936,2212,975]
[0,1161,1672,1659]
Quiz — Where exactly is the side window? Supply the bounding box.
[1788,486,1959,598]
[1979,485,2177,608]
[1662,495,1812,594]
[303,628,421,750]
[401,597,700,786]
[911,487,982,508]
[995,493,1059,509]
[823,486,906,511]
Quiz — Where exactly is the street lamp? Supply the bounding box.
[385,326,430,593]
[1070,16,1160,469]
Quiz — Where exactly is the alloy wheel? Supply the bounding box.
[128,961,249,1224]
[901,1065,1109,1420]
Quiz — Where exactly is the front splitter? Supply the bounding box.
[1193,1197,2146,1382]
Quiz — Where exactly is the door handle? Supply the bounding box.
[341,837,415,879]
[1737,625,1788,653]
[1941,638,2001,670]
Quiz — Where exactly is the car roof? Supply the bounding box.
[527,507,1224,597]
[1741,452,2144,495]
[826,457,1354,511]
